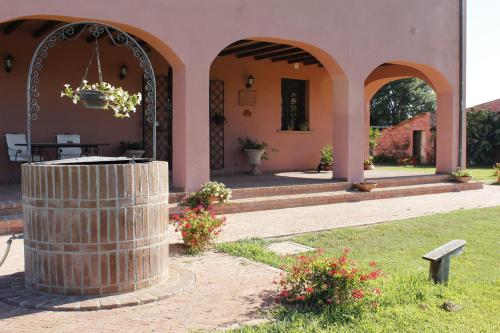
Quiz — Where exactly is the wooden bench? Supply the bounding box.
[422,240,466,283]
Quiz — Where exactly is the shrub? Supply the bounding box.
[451,167,472,178]
[373,154,397,164]
[364,156,374,166]
[170,206,226,254]
[275,248,383,310]
[466,110,500,166]
[181,181,232,208]
[320,145,333,165]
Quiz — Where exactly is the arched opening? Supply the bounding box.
[0,18,179,185]
[207,38,348,186]
[364,62,456,178]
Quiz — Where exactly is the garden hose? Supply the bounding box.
[0,234,23,268]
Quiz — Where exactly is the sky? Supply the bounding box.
[466,0,500,107]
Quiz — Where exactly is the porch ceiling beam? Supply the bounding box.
[254,47,303,60]
[218,41,275,56]
[288,56,316,64]
[32,20,60,38]
[303,59,320,65]
[236,44,292,58]
[271,52,311,62]
[3,20,26,35]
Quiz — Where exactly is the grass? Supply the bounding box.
[216,207,500,332]
[374,165,499,182]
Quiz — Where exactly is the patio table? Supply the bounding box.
[15,142,110,160]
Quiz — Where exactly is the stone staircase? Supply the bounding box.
[0,175,484,235]
[168,175,483,216]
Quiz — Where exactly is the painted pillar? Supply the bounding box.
[364,102,371,158]
[435,91,459,173]
[332,77,364,182]
[172,62,210,192]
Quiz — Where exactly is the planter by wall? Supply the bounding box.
[353,182,378,192]
[124,149,146,158]
[22,157,169,295]
[453,176,472,183]
[244,149,265,175]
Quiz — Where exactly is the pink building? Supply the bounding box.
[0,0,465,191]
[374,113,436,164]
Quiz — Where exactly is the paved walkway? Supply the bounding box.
[0,243,279,332]
[1,185,499,332]
[213,185,500,242]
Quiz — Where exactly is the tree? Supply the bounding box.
[370,78,436,126]
[466,110,500,166]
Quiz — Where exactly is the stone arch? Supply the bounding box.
[363,61,457,173]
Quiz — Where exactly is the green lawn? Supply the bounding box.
[217,207,500,332]
[375,165,498,182]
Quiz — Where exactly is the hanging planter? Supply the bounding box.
[60,40,141,118]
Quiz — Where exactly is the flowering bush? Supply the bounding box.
[275,248,383,310]
[181,181,232,208]
[320,145,333,165]
[170,206,226,254]
[451,167,472,178]
[61,80,142,118]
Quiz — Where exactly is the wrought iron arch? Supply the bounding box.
[27,21,157,160]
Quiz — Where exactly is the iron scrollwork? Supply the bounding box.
[27,21,157,160]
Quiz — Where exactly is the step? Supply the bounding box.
[169,181,483,216]
[0,214,23,236]
[168,174,452,203]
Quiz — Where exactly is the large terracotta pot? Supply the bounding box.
[79,89,108,109]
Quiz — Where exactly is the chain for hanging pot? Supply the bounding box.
[78,39,109,109]
[81,39,104,85]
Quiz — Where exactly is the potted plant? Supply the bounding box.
[119,141,145,158]
[298,121,310,131]
[62,81,142,118]
[238,137,270,175]
[319,145,333,171]
[494,162,500,183]
[181,181,232,208]
[353,181,378,192]
[364,156,375,170]
[170,206,226,254]
[451,167,472,183]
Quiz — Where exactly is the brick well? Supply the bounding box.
[21,160,169,295]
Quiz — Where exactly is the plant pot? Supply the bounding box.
[79,89,108,109]
[322,164,333,171]
[453,176,472,183]
[353,182,378,192]
[364,164,375,170]
[208,195,219,205]
[124,149,145,158]
[244,149,265,175]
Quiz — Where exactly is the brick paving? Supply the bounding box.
[0,241,280,332]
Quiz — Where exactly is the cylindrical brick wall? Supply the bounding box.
[21,161,169,296]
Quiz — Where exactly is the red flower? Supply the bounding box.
[369,261,377,267]
[305,287,314,294]
[295,295,305,301]
[351,289,364,300]
[181,231,187,238]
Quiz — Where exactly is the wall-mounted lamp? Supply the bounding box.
[119,64,128,80]
[246,75,254,89]
[4,55,13,73]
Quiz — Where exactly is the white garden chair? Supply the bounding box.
[4,133,43,184]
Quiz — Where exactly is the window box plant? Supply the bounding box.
[238,137,270,175]
[353,181,378,192]
[364,156,375,170]
[451,167,472,183]
[319,144,333,171]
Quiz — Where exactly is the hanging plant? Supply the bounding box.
[60,40,142,119]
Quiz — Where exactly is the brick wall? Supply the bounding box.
[374,112,436,163]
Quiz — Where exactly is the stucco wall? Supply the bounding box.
[210,56,332,173]
[0,22,169,183]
